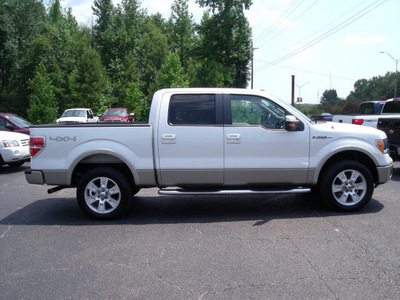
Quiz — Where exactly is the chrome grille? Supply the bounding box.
[20,139,29,147]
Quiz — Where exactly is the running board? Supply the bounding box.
[158,187,311,196]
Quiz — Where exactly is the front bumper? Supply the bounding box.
[1,146,29,163]
[377,163,394,184]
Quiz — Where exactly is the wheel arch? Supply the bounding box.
[315,150,378,186]
[69,152,137,188]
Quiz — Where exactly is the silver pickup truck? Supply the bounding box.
[25,88,393,219]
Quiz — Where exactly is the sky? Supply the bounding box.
[53,0,399,105]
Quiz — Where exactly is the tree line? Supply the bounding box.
[0,0,252,123]
[1,0,397,124]
[297,72,398,117]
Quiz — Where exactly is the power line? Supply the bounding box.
[257,0,367,57]
[253,58,356,81]
[257,0,320,48]
[255,0,303,43]
[255,0,388,72]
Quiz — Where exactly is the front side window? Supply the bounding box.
[169,94,216,125]
[230,95,286,129]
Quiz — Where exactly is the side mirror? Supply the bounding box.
[5,124,14,130]
[285,115,304,131]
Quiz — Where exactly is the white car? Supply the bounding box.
[0,131,30,169]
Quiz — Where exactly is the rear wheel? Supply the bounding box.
[77,167,132,219]
[320,160,374,212]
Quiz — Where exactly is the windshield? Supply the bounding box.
[61,110,86,118]
[104,109,126,116]
[290,106,311,122]
[8,115,32,128]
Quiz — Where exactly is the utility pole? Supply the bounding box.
[380,51,399,98]
[251,42,258,89]
[291,75,295,106]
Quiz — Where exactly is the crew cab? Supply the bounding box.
[333,99,400,127]
[56,108,99,124]
[25,88,393,219]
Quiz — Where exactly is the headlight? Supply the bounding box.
[2,140,20,147]
[376,139,388,154]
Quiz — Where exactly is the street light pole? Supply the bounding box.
[380,51,399,98]
[296,82,309,103]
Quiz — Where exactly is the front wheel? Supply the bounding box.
[320,160,374,212]
[77,167,132,219]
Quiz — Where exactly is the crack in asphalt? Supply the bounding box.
[0,224,12,238]
[146,256,195,295]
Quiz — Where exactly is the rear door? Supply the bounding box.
[157,93,224,186]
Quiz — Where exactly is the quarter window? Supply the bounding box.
[169,94,216,125]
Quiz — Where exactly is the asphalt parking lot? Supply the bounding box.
[1,162,400,299]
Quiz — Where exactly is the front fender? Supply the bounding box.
[309,137,391,184]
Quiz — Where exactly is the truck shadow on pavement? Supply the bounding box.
[0,192,384,227]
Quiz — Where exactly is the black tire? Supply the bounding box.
[319,160,374,212]
[77,167,132,219]
[7,161,25,167]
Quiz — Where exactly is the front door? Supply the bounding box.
[223,94,310,186]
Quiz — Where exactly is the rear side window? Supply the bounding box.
[169,94,216,125]
[358,103,374,114]
[382,101,400,113]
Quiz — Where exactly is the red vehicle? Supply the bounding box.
[0,113,32,135]
[101,108,134,123]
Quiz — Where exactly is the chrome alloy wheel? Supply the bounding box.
[331,169,367,206]
[84,176,121,214]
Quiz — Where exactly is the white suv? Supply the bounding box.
[0,131,30,169]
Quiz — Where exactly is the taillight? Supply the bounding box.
[352,119,364,125]
[30,136,45,158]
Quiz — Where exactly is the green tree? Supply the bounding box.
[125,82,148,122]
[92,0,114,37]
[320,89,340,106]
[69,46,111,114]
[136,20,168,95]
[149,51,189,94]
[48,0,63,23]
[195,0,252,87]
[27,5,88,113]
[0,0,46,116]
[168,0,196,69]
[347,72,398,102]
[28,62,58,124]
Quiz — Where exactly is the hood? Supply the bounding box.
[0,131,30,141]
[102,116,126,121]
[312,121,387,139]
[57,117,86,123]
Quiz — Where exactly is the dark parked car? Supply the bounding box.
[0,113,32,135]
[311,113,333,122]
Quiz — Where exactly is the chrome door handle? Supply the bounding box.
[161,134,176,144]
[227,134,241,144]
